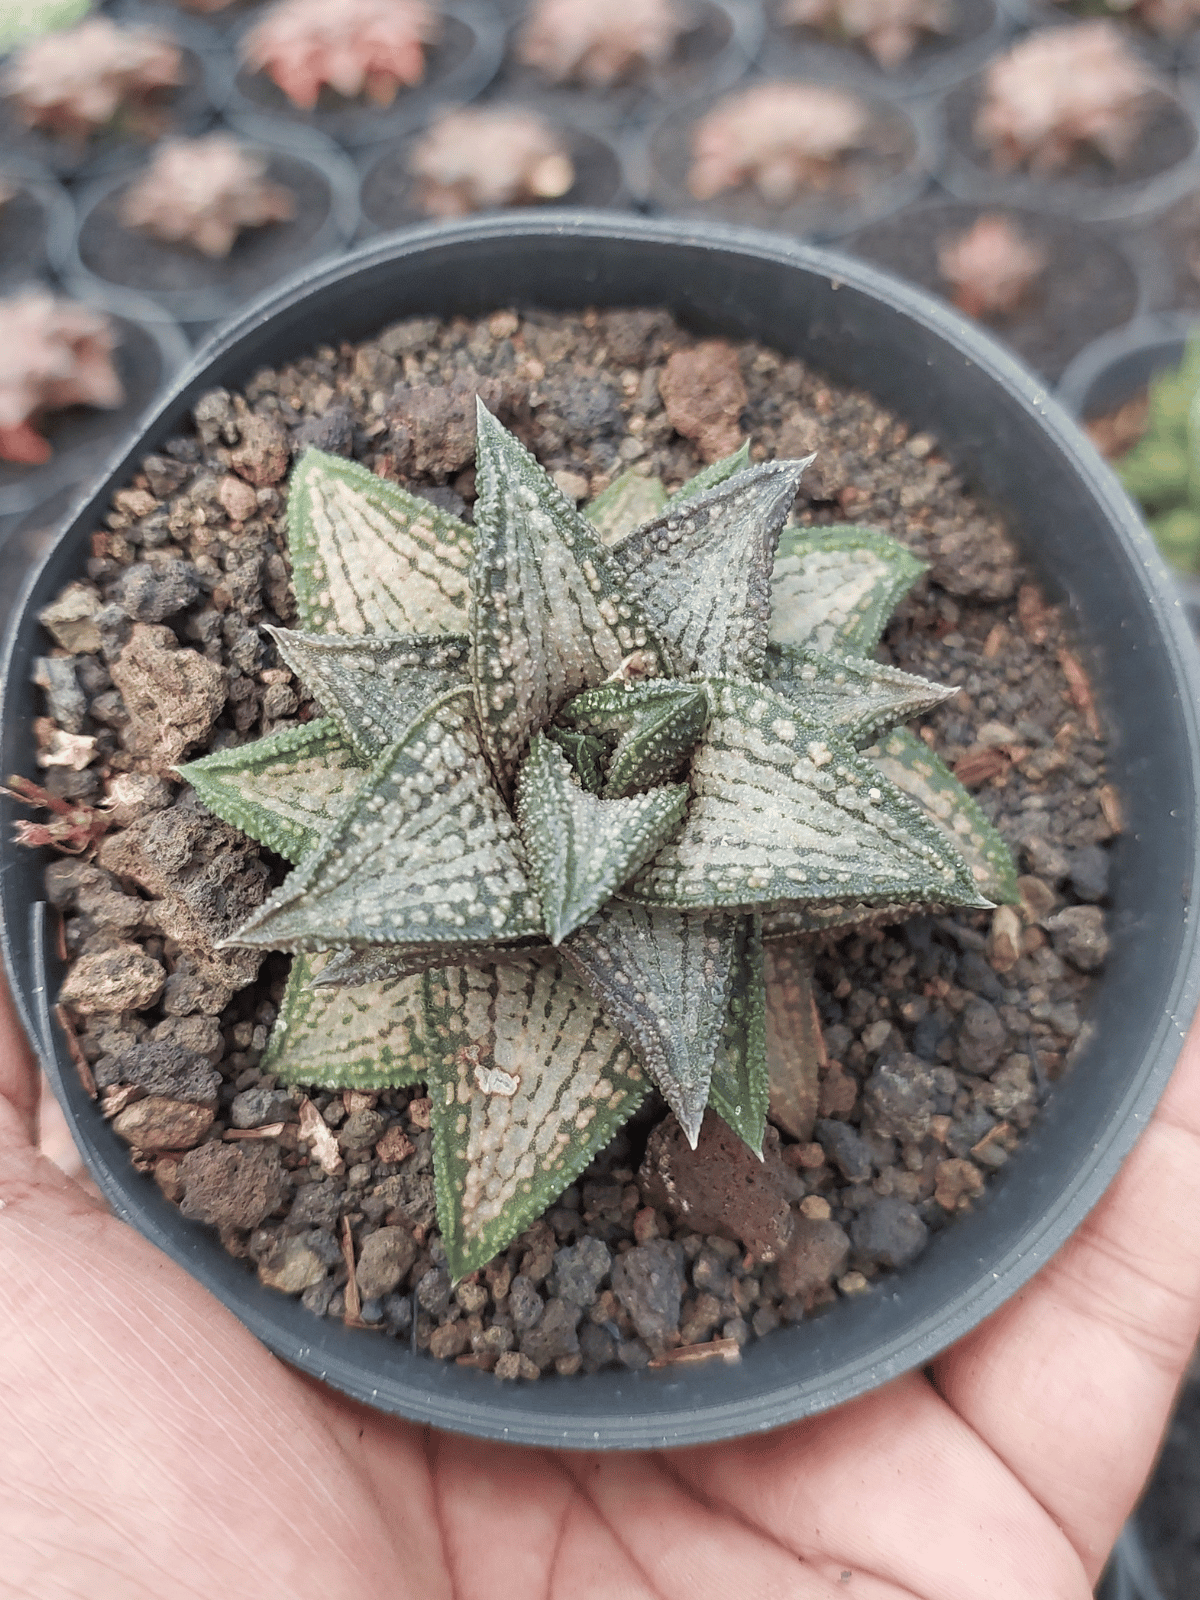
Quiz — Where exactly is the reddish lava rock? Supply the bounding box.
[178,1140,288,1231]
[639,1112,800,1263]
[657,341,747,463]
[776,1216,851,1299]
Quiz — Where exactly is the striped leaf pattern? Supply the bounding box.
[707,915,769,1154]
[287,449,473,636]
[425,952,646,1279]
[261,951,429,1090]
[770,525,925,657]
[764,641,954,745]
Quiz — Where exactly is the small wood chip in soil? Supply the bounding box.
[340,1214,369,1329]
[56,1004,96,1098]
[1057,648,1103,739]
[649,1338,742,1367]
[223,1122,286,1140]
[298,1096,344,1174]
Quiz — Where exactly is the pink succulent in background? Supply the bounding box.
[2,17,182,143]
[0,291,123,465]
[975,22,1156,174]
[119,134,296,257]
[936,213,1049,319]
[409,106,575,216]
[241,0,440,109]
[687,82,870,203]
[517,0,685,87]
[779,0,952,68]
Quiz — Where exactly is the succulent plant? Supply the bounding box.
[688,82,871,204]
[936,213,1048,320]
[241,0,439,110]
[779,0,952,69]
[1112,333,1200,574]
[119,134,296,258]
[974,22,1155,175]
[408,107,575,217]
[517,0,685,87]
[0,290,123,465]
[177,410,1014,1279]
[3,17,182,142]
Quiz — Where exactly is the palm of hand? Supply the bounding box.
[4,999,1200,1600]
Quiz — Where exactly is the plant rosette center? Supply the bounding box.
[177,404,1016,1280]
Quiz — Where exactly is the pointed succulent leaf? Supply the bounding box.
[584,468,667,545]
[424,952,647,1278]
[704,915,768,1155]
[260,951,429,1090]
[770,525,925,658]
[176,719,365,863]
[626,679,989,913]
[762,900,940,938]
[564,903,739,1148]
[227,688,543,952]
[866,725,1020,905]
[516,733,688,946]
[765,641,954,745]
[611,458,812,678]
[667,441,752,506]
[546,726,607,794]
[557,678,709,799]
[470,402,668,794]
[266,626,469,759]
[311,936,545,988]
[287,448,473,636]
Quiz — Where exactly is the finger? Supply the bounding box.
[0,965,41,1142]
[934,1008,1200,1582]
[669,1372,1089,1600]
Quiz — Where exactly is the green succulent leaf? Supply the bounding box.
[626,679,988,913]
[557,678,710,799]
[764,641,954,745]
[564,904,738,1147]
[311,937,545,988]
[261,951,429,1090]
[287,448,473,636]
[424,952,647,1279]
[770,526,925,657]
[612,459,812,679]
[176,718,365,863]
[545,727,607,794]
[470,402,668,795]
[227,687,543,952]
[585,469,667,545]
[515,734,688,946]
[265,627,469,759]
[865,725,1020,905]
[762,900,941,937]
[704,914,768,1155]
[667,441,753,506]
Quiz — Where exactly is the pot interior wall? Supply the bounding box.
[5,217,1198,1449]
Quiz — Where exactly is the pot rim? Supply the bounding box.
[6,211,1200,1450]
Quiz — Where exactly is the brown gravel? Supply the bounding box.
[28,306,1113,1375]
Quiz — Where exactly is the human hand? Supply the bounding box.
[2,974,1197,1600]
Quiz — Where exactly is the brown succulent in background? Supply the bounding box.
[241,0,440,109]
[0,291,123,465]
[409,107,575,217]
[687,82,870,203]
[779,0,952,69]
[936,213,1049,319]
[119,134,296,257]
[2,17,182,143]
[517,0,686,86]
[975,22,1156,174]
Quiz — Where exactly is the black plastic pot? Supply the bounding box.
[355,99,630,236]
[56,119,360,327]
[5,212,1200,1450]
[218,2,505,149]
[754,0,1013,101]
[938,44,1200,224]
[0,156,73,293]
[0,41,216,181]
[1055,313,1200,629]
[844,197,1143,383]
[632,78,938,239]
[0,292,189,520]
[490,0,762,126]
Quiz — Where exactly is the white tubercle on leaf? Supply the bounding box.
[770,525,926,657]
